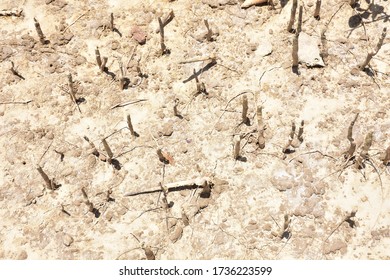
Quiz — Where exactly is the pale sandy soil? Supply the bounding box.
[0,0,389,260]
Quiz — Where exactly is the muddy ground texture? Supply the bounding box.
[0,0,389,260]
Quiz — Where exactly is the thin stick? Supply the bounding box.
[257,106,265,149]
[155,10,175,33]
[281,214,291,238]
[124,177,210,197]
[142,244,156,260]
[194,69,206,94]
[346,113,359,159]
[10,61,24,79]
[359,27,387,70]
[323,211,357,244]
[297,5,303,34]
[83,136,99,156]
[347,113,358,142]
[233,136,241,160]
[383,146,390,166]
[321,28,328,63]
[81,187,94,212]
[0,100,32,105]
[173,99,180,117]
[181,207,189,226]
[100,57,108,72]
[287,0,298,33]
[297,120,304,142]
[102,138,113,161]
[204,19,213,42]
[110,13,114,32]
[242,95,249,125]
[118,59,126,90]
[157,149,169,164]
[110,99,148,109]
[213,91,254,132]
[67,74,81,113]
[283,122,296,153]
[314,0,321,20]
[34,17,47,44]
[95,47,102,68]
[67,74,76,103]
[179,54,216,64]
[62,10,89,33]
[0,8,23,17]
[356,132,373,168]
[37,165,54,190]
[292,33,299,67]
[158,17,168,55]
[289,150,337,163]
[126,114,135,136]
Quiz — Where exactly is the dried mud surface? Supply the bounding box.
[0,0,389,260]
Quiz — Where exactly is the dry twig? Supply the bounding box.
[314,0,321,20]
[297,5,303,34]
[124,178,210,197]
[345,113,359,159]
[155,10,174,33]
[102,138,113,162]
[37,165,56,190]
[158,17,169,55]
[110,13,114,32]
[0,8,23,17]
[383,146,390,166]
[256,106,266,149]
[287,0,298,32]
[110,99,147,109]
[359,27,387,70]
[0,100,32,105]
[126,114,136,136]
[283,122,296,153]
[10,61,24,79]
[233,136,241,160]
[355,132,373,169]
[34,17,47,44]
[242,95,249,125]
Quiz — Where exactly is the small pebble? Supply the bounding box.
[63,234,74,247]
